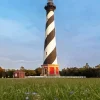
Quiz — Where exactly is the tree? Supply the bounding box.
[25,70,36,76]
[20,66,25,71]
[0,67,4,78]
[83,63,90,68]
[35,67,42,76]
[6,70,15,78]
[95,64,100,68]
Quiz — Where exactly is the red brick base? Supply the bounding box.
[41,64,59,76]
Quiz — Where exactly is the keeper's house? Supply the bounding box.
[13,70,25,78]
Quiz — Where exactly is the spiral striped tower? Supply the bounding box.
[41,0,59,76]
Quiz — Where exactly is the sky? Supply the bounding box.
[0,0,100,70]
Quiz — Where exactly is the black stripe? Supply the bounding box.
[43,47,56,64]
[44,28,55,50]
[46,15,54,29]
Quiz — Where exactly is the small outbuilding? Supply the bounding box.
[13,70,25,78]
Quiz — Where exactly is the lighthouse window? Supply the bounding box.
[46,52,47,55]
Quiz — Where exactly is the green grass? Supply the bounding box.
[0,78,100,100]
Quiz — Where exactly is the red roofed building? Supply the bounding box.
[13,70,25,78]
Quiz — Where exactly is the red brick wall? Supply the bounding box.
[19,72,25,78]
[14,71,25,78]
[49,67,54,74]
[56,67,59,74]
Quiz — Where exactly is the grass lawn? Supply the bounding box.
[0,78,100,100]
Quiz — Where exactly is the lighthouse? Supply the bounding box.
[41,0,59,76]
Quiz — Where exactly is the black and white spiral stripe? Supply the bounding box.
[43,7,57,65]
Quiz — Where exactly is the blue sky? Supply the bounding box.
[0,0,100,70]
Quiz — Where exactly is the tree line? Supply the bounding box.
[0,63,100,78]
[60,63,100,78]
[0,66,42,78]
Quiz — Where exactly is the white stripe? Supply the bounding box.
[45,21,55,38]
[52,57,57,64]
[44,37,56,61]
[47,11,54,21]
